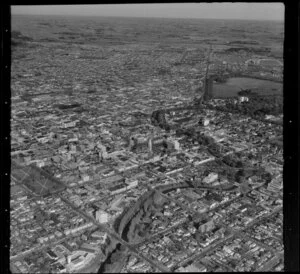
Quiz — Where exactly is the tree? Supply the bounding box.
[239,181,250,195]
[235,169,245,183]
[236,161,244,169]
[262,172,272,184]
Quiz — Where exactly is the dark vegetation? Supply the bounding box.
[223,95,283,117]
[177,127,223,157]
[157,67,171,76]
[101,194,166,272]
[39,22,52,27]
[224,46,271,55]
[55,31,77,36]
[113,191,166,243]
[151,110,170,131]
[123,191,167,243]
[55,103,82,110]
[215,154,268,183]
[213,74,229,83]
[113,201,134,234]
[38,38,59,43]
[237,89,258,97]
[176,127,271,184]
[227,40,260,45]
[98,242,128,273]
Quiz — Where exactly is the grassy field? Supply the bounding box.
[11,162,65,196]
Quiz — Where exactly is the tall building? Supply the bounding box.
[128,137,135,150]
[97,144,108,160]
[199,219,215,233]
[148,137,153,154]
[173,140,180,150]
[199,118,210,126]
[96,210,109,224]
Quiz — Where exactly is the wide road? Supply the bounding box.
[238,232,278,254]
[173,205,282,271]
[10,163,166,272]
[175,234,234,270]
[11,235,72,261]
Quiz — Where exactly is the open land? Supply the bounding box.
[11,14,283,273]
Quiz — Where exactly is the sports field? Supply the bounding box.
[11,161,65,196]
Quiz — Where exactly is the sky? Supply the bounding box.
[11,3,284,21]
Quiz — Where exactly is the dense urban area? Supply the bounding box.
[11,15,283,273]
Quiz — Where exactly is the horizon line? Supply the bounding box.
[12,13,284,22]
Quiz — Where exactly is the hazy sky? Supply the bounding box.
[11,3,284,21]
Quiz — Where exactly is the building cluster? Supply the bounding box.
[11,172,110,273]
[245,211,283,253]
[11,17,283,273]
[196,235,281,272]
[165,188,240,214]
[11,89,283,273]
[12,229,107,273]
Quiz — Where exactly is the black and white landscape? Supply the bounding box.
[10,4,284,273]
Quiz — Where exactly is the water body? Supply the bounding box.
[213,77,283,98]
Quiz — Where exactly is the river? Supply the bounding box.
[213,77,283,98]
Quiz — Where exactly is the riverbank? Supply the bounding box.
[97,243,128,273]
[75,252,104,274]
